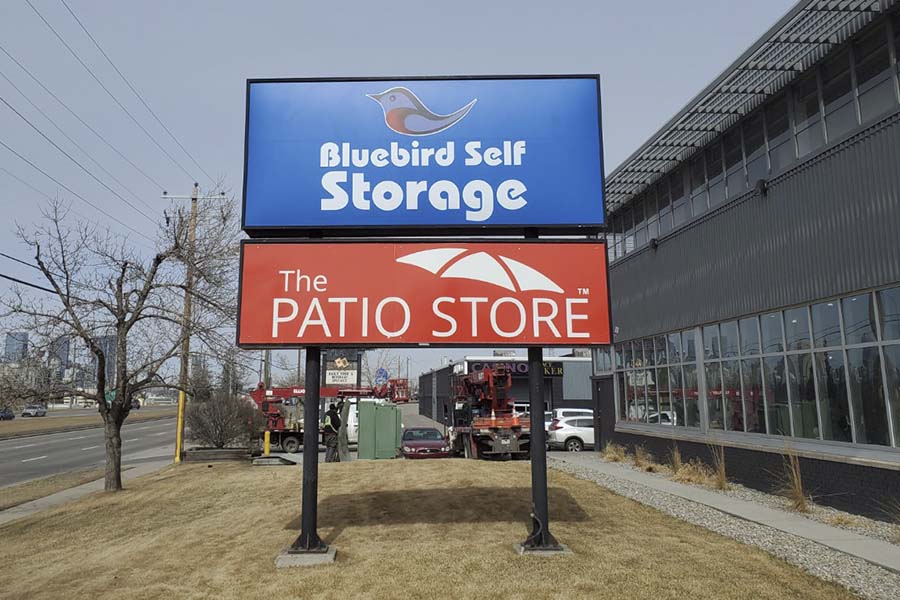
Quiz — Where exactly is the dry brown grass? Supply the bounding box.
[0,469,106,511]
[0,407,175,437]
[777,450,810,512]
[670,443,684,472]
[0,459,857,600]
[673,458,715,486]
[632,445,665,473]
[825,514,858,528]
[708,443,730,491]
[878,497,900,544]
[601,441,627,462]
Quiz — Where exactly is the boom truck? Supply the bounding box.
[449,366,531,460]
[249,380,406,452]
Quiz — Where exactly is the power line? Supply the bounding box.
[58,0,216,187]
[0,92,157,222]
[0,42,166,191]
[23,0,197,182]
[0,66,155,213]
[0,251,92,290]
[0,271,58,295]
[0,137,155,244]
[0,165,91,222]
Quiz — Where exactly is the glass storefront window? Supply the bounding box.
[842,294,877,345]
[846,347,890,446]
[722,360,744,432]
[784,307,811,351]
[739,317,760,355]
[761,312,784,353]
[624,343,634,369]
[668,332,683,363]
[655,367,672,425]
[720,321,739,357]
[741,358,766,434]
[878,286,900,341]
[703,324,720,359]
[643,338,655,367]
[670,366,685,427]
[787,354,819,439]
[814,351,853,442]
[764,355,791,436]
[811,300,841,348]
[645,367,659,420]
[683,365,700,427]
[683,330,697,362]
[655,336,668,366]
[882,344,900,447]
[706,362,724,430]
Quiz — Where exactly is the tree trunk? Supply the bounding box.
[338,400,351,462]
[104,418,123,491]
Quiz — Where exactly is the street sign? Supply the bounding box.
[242,76,604,234]
[374,368,389,385]
[236,240,611,347]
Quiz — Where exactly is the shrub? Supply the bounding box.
[633,445,661,472]
[776,449,809,512]
[672,458,713,486]
[708,443,730,491]
[601,442,627,462]
[186,394,263,449]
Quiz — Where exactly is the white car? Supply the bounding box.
[551,408,594,421]
[547,416,595,452]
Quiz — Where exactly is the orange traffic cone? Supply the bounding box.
[491,409,496,424]
[512,412,520,426]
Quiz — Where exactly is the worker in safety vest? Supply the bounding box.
[323,403,341,462]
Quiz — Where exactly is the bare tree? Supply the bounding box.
[1,197,238,491]
[360,349,398,387]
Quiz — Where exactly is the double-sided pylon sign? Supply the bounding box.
[237,241,610,347]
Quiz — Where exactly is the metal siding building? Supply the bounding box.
[600,0,900,516]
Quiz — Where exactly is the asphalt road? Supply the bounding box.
[0,417,176,488]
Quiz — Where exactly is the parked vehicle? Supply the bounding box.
[131,399,141,410]
[21,405,47,417]
[547,416,595,452]
[401,427,451,459]
[648,411,678,426]
[551,408,593,421]
[0,407,15,420]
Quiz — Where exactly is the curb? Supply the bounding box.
[0,414,176,442]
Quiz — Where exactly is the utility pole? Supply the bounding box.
[263,349,272,387]
[163,183,227,464]
[296,348,303,386]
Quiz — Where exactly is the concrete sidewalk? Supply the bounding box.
[552,452,900,575]
[0,447,173,527]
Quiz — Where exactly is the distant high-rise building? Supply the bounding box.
[3,332,28,362]
[49,337,70,381]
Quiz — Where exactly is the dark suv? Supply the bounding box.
[0,407,15,420]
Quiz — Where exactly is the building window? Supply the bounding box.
[720,321,739,358]
[761,312,785,353]
[656,181,672,236]
[706,142,725,207]
[668,331,683,363]
[722,360,744,432]
[765,94,794,173]
[784,307,811,351]
[821,49,857,141]
[882,343,900,446]
[842,294,877,345]
[690,155,707,217]
[670,366,685,427]
[742,358,766,433]
[703,324,720,359]
[811,300,842,348]
[877,286,900,340]
[814,350,853,442]
[739,317,760,355]
[743,112,767,186]
[723,128,745,198]
[684,364,700,427]
[763,355,791,436]
[794,72,824,157]
[671,169,689,227]
[854,24,896,123]
[634,199,648,249]
[706,361,724,429]
[846,347,890,446]
[787,353,819,439]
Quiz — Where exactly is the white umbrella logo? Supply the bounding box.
[396,248,563,293]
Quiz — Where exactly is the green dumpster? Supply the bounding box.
[357,401,401,460]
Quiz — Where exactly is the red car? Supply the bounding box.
[401,427,451,459]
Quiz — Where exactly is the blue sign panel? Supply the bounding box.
[243,76,604,232]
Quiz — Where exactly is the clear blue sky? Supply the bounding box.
[0,0,796,381]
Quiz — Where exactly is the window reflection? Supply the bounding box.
[784,307,811,351]
[703,324,720,359]
[882,344,900,447]
[761,312,784,353]
[742,358,766,434]
[814,351,853,442]
[842,294,877,345]
[656,367,672,426]
[670,366,685,428]
[764,356,791,436]
[684,365,700,427]
[787,354,819,439]
[811,301,841,348]
[878,287,900,340]
[683,330,697,362]
[740,317,760,355]
[846,347,889,446]
[706,362,724,430]
[722,360,744,432]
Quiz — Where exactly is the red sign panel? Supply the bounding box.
[237,241,610,347]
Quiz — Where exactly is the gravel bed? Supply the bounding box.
[574,452,900,545]
[550,457,900,600]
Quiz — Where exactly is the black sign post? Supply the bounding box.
[289,345,327,554]
[522,345,561,551]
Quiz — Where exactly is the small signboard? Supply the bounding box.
[236,240,610,347]
[243,76,604,234]
[374,368,389,386]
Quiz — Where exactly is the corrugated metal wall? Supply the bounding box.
[610,112,900,341]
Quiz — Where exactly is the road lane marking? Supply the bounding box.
[81,445,100,450]
[11,443,36,449]
[124,438,141,443]
[151,432,168,436]
[64,435,89,441]
[21,455,47,462]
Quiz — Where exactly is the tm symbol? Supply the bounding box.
[577,287,590,295]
